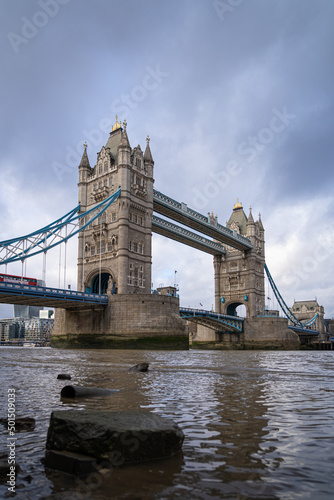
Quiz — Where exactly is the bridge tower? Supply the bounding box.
[214,201,265,318]
[77,117,154,296]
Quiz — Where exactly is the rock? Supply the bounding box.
[129,362,149,372]
[0,417,35,432]
[45,410,184,474]
[0,455,20,484]
[60,386,118,398]
[57,374,71,380]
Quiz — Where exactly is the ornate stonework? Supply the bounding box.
[77,120,154,295]
[214,203,265,318]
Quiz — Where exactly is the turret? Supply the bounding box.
[78,141,91,209]
[246,206,255,238]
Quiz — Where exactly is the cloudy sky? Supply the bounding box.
[0,0,333,319]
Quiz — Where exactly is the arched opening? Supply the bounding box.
[91,273,113,294]
[226,302,247,317]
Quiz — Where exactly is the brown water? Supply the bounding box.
[0,348,334,499]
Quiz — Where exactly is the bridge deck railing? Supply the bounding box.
[0,282,108,303]
[179,306,244,322]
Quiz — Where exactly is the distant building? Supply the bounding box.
[24,310,54,342]
[14,304,44,319]
[0,318,25,341]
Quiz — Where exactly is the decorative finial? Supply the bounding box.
[259,212,262,219]
[146,134,150,144]
[111,115,122,132]
[123,119,127,131]
[233,198,242,209]
[83,141,87,149]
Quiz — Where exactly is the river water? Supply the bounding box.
[0,348,333,499]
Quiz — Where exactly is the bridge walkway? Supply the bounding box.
[153,190,252,251]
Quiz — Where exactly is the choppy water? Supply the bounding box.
[0,348,333,499]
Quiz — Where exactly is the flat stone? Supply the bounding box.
[45,410,184,469]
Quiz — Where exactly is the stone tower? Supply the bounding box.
[214,200,265,318]
[77,117,154,295]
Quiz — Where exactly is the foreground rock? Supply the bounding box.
[0,454,20,484]
[45,410,184,475]
[129,362,149,372]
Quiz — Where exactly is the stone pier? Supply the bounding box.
[52,294,188,349]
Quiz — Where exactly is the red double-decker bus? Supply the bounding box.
[0,273,38,286]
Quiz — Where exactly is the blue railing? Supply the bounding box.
[179,307,244,331]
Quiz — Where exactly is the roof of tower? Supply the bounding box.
[144,135,154,162]
[79,141,91,169]
[227,199,248,235]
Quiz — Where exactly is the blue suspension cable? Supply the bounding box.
[0,188,121,265]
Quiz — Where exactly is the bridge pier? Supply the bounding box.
[51,294,189,349]
[190,317,300,350]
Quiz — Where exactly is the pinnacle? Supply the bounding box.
[79,142,91,169]
[144,135,154,163]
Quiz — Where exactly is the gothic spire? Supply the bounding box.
[144,134,154,163]
[247,206,254,224]
[79,141,91,169]
[119,118,131,148]
[258,212,264,230]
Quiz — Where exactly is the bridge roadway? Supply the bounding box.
[0,282,108,309]
[153,190,252,251]
[180,307,244,332]
[288,325,319,336]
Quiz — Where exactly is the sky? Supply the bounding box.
[0,0,334,318]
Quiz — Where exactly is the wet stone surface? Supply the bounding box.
[45,410,184,474]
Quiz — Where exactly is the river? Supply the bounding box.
[0,348,333,499]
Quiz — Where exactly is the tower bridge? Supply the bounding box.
[0,118,326,349]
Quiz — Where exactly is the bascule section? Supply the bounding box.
[77,117,153,296]
[214,201,265,319]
